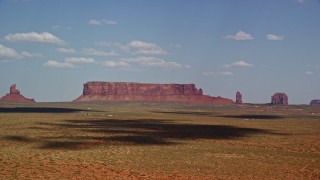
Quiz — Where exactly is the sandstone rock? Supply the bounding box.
[0,84,35,103]
[10,84,20,94]
[271,93,288,105]
[236,91,242,104]
[310,99,320,106]
[74,81,233,104]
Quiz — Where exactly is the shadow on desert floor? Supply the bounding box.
[154,111,284,120]
[3,118,288,150]
[217,115,284,120]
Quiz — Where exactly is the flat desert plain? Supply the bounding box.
[0,102,319,179]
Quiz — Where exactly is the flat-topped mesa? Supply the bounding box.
[310,99,320,106]
[74,81,233,104]
[0,84,35,103]
[271,93,288,105]
[82,82,203,96]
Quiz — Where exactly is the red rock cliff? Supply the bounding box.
[271,93,288,105]
[0,84,35,103]
[74,81,233,104]
[236,91,242,104]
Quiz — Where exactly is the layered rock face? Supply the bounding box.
[310,99,320,106]
[0,84,35,103]
[271,93,288,105]
[236,91,242,104]
[10,84,20,94]
[74,81,233,104]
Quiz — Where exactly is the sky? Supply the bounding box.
[0,0,319,104]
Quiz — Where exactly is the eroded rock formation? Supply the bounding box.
[74,81,233,104]
[271,93,288,105]
[236,91,242,104]
[0,84,35,102]
[10,84,20,94]
[310,99,320,106]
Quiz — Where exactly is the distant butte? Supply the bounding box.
[236,91,242,104]
[74,81,233,104]
[271,93,288,105]
[0,84,35,103]
[310,99,320,106]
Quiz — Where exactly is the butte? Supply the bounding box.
[0,84,35,103]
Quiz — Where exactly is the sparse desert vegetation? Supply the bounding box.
[0,102,319,179]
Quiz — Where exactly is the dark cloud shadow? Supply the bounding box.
[3,135,33,142]
[0,107,89,113]
[218,115,284,120]
[153,111,284,120]
[152,111,213,116]
[17,118,287,150]
[40,141,88,150]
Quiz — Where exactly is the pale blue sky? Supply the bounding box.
[0,0,319,104]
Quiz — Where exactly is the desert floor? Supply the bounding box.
[0,102,319,179]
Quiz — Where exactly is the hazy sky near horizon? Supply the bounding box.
[0,0,319,104]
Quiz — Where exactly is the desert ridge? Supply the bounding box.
[1,82,318,105]
[74,81,234,104]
